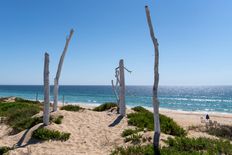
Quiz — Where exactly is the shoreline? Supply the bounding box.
[2,96,232,115]
[58,101,232,127]
[2,94,232,114]
[55,101,232,116]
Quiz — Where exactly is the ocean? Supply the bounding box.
[0,85,232,113]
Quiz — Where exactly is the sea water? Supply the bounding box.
[0,85,232,113]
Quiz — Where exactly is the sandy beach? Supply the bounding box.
[0,101,232,155]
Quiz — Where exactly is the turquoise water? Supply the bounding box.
[0,85,232,113]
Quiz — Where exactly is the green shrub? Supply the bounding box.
[159,115,186,136]
[60,105,83,112]
[141,136,152,143]
[51,115,64,124]
[162,137,232,154]
[206,125,232,140]
[32,128,70,141]
[124,133,142,144]
[0,102,40,116]
[111,137,232,155]
[0,146,11,155]
[121,128,141,137]
[15,97,40,104]
[12,117,43,132]
[132,106,150,113]
[93,102,118,111]
[127,106,186,136]
[127,110,154,131]
[189,123,232,141]
[0,101,41,133]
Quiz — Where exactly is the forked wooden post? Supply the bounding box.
[145,5,161,150]
[53,29,74,111]
[119,59,126,116]
[43,53,50,126]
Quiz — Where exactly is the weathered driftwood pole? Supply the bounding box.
[62,95,65,106]
[36,92,38,101]
[145,5,161,150]
[119,59,126,116]
[53,29,74,111]
[111,59,131,116]
[43,53,50,126]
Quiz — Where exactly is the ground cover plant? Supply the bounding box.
[93,102,118,112]
[188,122,232,141]
[0,99,42,133]
[206,124,232,140]
[127,106,186,136]
[111,137,232,155]
[121,128,142,137]
[32,128,70,141]
[124,133,142,144]
[0,146,11,155]
[51,115,64,124]
[60,105,83,112]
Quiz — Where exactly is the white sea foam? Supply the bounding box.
[160,97,232,103]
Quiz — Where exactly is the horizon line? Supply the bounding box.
[1,84,232,87]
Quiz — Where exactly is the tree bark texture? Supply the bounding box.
[119,59,126,116]
[145,5,161,150]
[53,29,74,111]
[43,52,50,126]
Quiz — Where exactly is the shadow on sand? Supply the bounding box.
[16,123,43,148]
[108,115,124,127]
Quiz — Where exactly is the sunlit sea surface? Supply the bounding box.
[0,85,232,113]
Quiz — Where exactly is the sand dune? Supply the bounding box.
[2,109,128,155]
[0,105,232,155]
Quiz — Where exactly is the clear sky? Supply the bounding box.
[0,0,232,85]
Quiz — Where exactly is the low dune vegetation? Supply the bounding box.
[0,98,42,133]
[121,128,143,137]
[189,122,232,141]
[127,106,186,137]
[14,97,40,104]
[111,137,232,155]
[124,133,142,144]
[93,102,118,112]
[0,97,65,134]
[0,146,11,155]
[32,127,70,141]
[161,137,232,154]
[206,124,232,140]
[60,105,84,112]
[51,115,64,124]
[119,106,186,150]
[115,106,232,154]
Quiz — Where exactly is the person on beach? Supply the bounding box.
[206,114,210,120]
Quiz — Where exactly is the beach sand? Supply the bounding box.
[0,103,232,155]
[160,108,232,128]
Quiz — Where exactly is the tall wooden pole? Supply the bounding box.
[119,59,126,116]
[43,53,50,126]
[62,95,65,106]
[145,5,161,150]
[53,29,74,111]
[36,92,38,101]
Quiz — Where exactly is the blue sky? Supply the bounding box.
[0,0,232,85]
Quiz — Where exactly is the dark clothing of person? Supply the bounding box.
[206,114,210,120]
